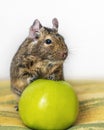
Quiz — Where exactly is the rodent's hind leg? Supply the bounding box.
[11,86,23,96]
[11,79,28,96]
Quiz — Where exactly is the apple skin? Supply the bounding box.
[19,79,79,130]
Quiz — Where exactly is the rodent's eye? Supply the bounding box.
[45,39,52,44]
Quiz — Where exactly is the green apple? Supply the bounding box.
[19,79,79,130]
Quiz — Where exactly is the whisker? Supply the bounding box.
[68,47,79,56]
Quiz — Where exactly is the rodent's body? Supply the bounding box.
[10,18,68,96]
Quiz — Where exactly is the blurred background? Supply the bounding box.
[0,0,104,80]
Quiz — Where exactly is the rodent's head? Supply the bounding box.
[28,18,68,61]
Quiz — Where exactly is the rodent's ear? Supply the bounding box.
[28,19,42,39]
[52,18,59,31]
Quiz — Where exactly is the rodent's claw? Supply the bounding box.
[14,105,19,111]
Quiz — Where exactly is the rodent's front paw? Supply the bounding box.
[48,74,55,80]
[27,76,38,84]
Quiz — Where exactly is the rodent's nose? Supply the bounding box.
[62,51,68,59]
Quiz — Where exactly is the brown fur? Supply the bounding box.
[10,19,68,96]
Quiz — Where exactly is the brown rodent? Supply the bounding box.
[10,18,68,96]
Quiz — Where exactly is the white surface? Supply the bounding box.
[0,0,104,80]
